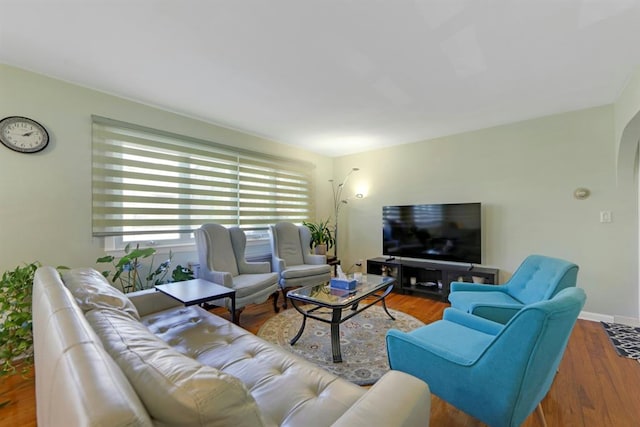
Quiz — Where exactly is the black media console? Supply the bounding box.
[366,257,499,302]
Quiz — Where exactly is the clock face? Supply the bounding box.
[0,116,49,153]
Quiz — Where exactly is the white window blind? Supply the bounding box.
[92,116,313,237]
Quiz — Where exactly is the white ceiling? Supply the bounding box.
[2,0,640,157]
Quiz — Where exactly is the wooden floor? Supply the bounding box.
[2,292,639,426]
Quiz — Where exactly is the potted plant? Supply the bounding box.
[96,244,194,293]
[0,262,53,377]
[303,219,335,255]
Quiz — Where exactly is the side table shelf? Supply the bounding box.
[366,257,499,302]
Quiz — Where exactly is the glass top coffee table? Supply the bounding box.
[286,274,396,363]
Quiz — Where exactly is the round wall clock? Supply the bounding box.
[0,116,50,153]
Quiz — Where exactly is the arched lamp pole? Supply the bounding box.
[330,167,359,260]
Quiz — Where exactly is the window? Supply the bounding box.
[92,116,314,250]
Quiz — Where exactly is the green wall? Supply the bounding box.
[0,65,333,272]
[2,64,638,320]
[614,66,640,186]
[336,106,638,320]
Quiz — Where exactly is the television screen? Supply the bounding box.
[382,203,481,264]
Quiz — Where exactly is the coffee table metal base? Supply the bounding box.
[289,284,395,363]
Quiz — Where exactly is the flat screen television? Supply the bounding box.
[382,202,481,264]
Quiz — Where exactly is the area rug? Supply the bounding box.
[257,305,424,385]
[601,322,640,363]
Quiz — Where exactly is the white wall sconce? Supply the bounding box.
[573,188,591,200]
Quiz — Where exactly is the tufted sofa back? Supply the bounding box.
[33,267,153,427]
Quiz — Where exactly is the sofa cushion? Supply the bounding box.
[232,273,280,298]
[86,308,265,427]
[63,268,140,320]
[142,305,366,426]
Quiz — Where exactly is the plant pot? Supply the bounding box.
[314,244,327,255]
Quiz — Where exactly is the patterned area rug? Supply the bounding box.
[257,305,424,385]
[601,322,640,364]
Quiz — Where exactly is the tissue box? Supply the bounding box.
[330,288,351,297]
[330,278,357,290]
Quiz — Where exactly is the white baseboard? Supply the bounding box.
[579,311,614,323]
[613,316,640,327]
[579,311,640,326]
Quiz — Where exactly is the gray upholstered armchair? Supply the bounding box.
[269,222,332,310]
[195,223,279,323]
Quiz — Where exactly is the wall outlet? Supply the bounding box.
[600,211,612,223]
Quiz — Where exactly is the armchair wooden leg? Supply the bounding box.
[536,403,548,427]
[281,288,288,309]
[230,307,244,325]
[272,291,280,313]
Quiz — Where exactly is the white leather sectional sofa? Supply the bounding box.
[33,266,430,426]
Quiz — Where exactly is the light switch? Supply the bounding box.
[600,211,612,223]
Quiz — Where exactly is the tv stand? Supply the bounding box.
[366,257,499,302]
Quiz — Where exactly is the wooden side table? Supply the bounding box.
[326,255,340,276]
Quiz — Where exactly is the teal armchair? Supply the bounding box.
[387,287,586,427]
[448,254,579,323]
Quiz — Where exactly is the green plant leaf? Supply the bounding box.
[303,218,335,249]
[171,265,195,282]
[96,255,114,263]
[129,248,156,258]
[96,245,179,292]
[0,262,39,376]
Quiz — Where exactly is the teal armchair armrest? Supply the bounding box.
[469,303,525,324]
[442,308,503,335]
[387,328,480,366]
[450,282,501,293]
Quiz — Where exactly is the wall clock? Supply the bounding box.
[0,116,50,153]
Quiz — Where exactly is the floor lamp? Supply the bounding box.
[330,167,362,260]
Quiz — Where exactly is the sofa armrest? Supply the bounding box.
[238,260,271,275]
[331,371,430,427]
[127,288,182,317]
[303,252,327,265]
[271,256,286,273]
[200,269,233,288]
